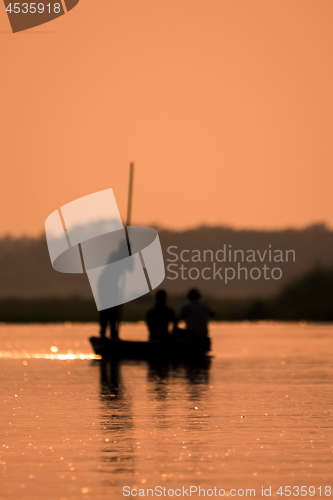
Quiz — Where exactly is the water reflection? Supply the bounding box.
[99,359,123,400]
[147,359,211,400]
[96,358,212,481]
[98,358,212,403]
[98,360,136,483]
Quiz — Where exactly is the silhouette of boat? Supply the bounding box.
[89,335,211,360]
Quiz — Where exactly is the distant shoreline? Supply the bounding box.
[1,264,333,323]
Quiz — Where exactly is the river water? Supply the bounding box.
[0,322,332,499]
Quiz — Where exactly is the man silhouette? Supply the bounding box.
[176,288,215,337]
[98,238,133,339]
[146,290,175,341]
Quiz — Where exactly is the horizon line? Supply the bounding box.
[0,220,331,240]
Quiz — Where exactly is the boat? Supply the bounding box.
[88,167,211,362]
[89,335,211,360]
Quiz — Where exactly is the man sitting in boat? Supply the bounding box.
[175,288,215,337]
[146,290,175,341]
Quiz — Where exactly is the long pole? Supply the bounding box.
[125,162,134,256]
[119,163,135,331]
[126,162,134,228]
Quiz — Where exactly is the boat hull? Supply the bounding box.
[89,336,211,360]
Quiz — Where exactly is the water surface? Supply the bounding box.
[0,322,333,499]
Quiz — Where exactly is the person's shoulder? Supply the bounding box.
[201,301,215,315]
[166,307,175,317]
[146,307,155,317]
[198,300,210,310]
[180,303,190,315]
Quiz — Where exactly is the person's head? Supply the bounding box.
[187,288,201,301]
[155,289,167,305]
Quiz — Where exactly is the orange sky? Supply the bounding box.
[1,0,333,236]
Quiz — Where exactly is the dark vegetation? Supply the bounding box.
[1,266,333,323]
[1,223,333,300]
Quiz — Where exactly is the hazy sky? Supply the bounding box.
[1,0,333,236]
